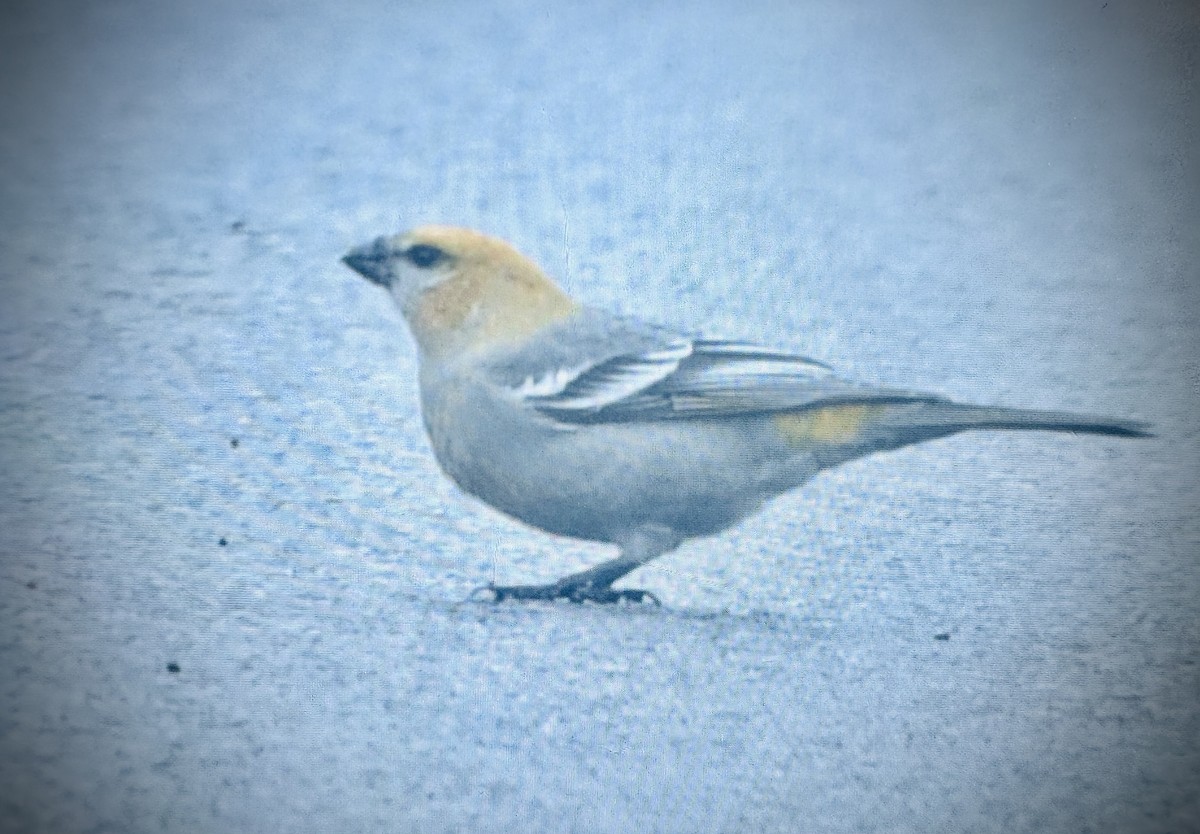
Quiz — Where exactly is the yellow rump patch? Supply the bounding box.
[773,404,882,444]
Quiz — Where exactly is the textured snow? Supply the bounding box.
[1,1,1197,832]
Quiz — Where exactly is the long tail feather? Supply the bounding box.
[883,403,1153,439]
[807,401,1151,470]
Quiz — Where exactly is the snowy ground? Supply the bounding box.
[2,1,1197,832]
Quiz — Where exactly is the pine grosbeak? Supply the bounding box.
[342,226,1148,604]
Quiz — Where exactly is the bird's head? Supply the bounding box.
[343,226,577,359]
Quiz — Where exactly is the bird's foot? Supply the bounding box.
[469,581,660,606]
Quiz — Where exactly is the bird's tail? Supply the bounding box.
[882,402,1152,439]
[807,400,1151,470]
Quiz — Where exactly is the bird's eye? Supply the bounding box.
[405,244,447,269]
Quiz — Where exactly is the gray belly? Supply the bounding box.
[423,381,815,543]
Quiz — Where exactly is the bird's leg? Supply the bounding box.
[473,525,680,605]
[488,555,658,604]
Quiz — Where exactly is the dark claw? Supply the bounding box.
[469,582,661,606]
[566,586,661,606]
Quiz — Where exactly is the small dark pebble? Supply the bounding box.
[218,537,227,547]
[167,662,180,674]
[230,438,239,448]
[231,220,246,232]
[26,581,37,590]
[934,633,951,641]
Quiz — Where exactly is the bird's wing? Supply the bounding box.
[485,309,945,425]
[483,307,692,410]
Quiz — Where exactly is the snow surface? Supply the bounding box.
[1,0,1197,832]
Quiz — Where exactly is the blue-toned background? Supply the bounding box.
[2,1,1197,832]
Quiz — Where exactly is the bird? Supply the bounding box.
[341,225,1150,604]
